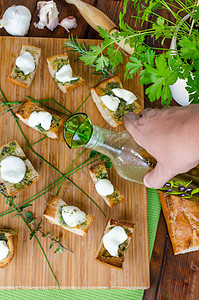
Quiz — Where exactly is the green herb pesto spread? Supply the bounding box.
[114,99,136,122]
[51,114,61,129]
[0,233,6,241]
[100,82,120,95]
[109,190,120,203]
[52,58,69,72]
[0,142,17,162]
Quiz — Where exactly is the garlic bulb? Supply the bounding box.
[60,16,77,32]
[0,5,31,36]
[34,1,59,31]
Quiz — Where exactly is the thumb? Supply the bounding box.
[144,162,172,189]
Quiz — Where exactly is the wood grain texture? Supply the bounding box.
[0,36,149,289]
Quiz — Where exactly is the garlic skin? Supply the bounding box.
[0,5,31,36]
[34,1,59,31]
[60,16,77,32]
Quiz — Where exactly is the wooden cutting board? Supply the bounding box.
[0,36,149,289]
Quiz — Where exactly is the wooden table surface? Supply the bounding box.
[0,0,199,298]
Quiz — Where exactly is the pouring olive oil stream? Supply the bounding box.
[63,113,199,202]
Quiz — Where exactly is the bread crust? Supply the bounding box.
[91,76,142,127]
[43,195,94,236]
[16,99,65,139]
[8,44,41,89]
[89,162,125,207]
[46,54,85,93]
[0,229,18,268]
[159,191,199,255]
[0,140,40,196]
[96,218,135,269]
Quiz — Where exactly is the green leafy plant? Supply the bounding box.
[66,0,199,106]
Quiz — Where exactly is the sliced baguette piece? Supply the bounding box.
[91,76,142,127]
[8,44,41,88]
[0,229,18,268]
[0,140,40,196]
[159,191,199,255]
[43,195,94,236]
[96,218,135,269]
[89,162,125,207]
[46,53,85,93]
[16,99,65,139]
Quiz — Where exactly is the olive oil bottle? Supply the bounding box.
[63,113,199,202]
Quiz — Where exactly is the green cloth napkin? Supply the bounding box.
[0,188,161,300]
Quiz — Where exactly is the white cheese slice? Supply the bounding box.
[111,88,137,104]
[55,64,78,83]
[0,156,26,183]
[95,179,114,196]
[101,95,120,112]
[28,111,52,130]
[16,51,35,75]
[62,206,86,227]
[103,226,128,257]
[0,240,9,261]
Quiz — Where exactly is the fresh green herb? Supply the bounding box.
[66,1,199,106]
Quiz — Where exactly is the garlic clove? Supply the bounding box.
[34,1,59,31]
[59,16,77,32]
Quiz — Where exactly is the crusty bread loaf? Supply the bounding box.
[43,195,94,236]
[8,44,41,88]
[89,162,125,207]
[96,218,135,269]
[16,99,65,139]
[46,54,85,93]
[0,229,18,268]
[91,76,142,127]
[0,140,40,196]
[159,191,199,255]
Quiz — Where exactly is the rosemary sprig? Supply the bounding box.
[65,35,115,77]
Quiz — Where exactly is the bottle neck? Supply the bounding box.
[85,125,121,157]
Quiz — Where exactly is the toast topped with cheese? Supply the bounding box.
[91,76,142,127]
[16,99,65,139]
[46,54,85,93]
[0,140,40,196]
[43,195,94,236]
[0,229,18,268]
[89,162,125,207]
[8,44,41,89]
[96,218,135,269]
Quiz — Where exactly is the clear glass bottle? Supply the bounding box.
[63,113,199,202]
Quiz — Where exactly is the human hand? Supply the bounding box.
[124,105,199,189]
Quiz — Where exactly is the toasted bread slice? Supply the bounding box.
[96,218,135,269]
[89,162,125,207]
[91,76,142,127]
[159,191,199,255]
[0,229,18,268]
[0,140,40,196]
[43,195,94,236]
[16,99,65,139]
[8,44,41,88]
[46,54,85,93]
